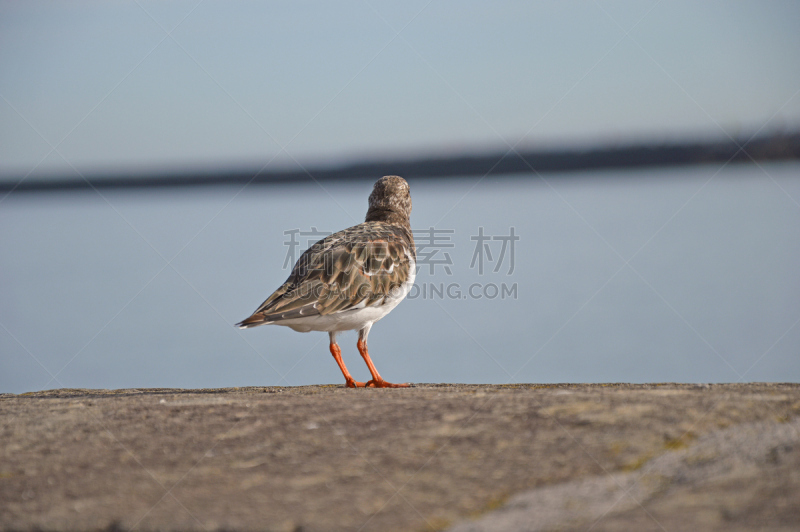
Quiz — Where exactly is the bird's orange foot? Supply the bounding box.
[345,379,367,388]
[365,379,410,388]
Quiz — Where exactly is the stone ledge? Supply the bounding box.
[2,383,798,531]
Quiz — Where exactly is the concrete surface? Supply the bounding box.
[1,383,798,531]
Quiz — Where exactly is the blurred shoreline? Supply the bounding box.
[3,130,799,194]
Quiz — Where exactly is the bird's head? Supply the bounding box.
[365,175,412,225]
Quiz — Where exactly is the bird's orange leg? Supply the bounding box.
[330,342,366,388]
[357,338,410,388]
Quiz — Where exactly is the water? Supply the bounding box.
[2,163,799,394]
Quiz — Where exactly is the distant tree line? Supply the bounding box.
[3,131,799,193]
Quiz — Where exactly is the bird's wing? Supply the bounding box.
[241,222,415,325]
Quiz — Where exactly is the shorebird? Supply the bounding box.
[237,176,415,388]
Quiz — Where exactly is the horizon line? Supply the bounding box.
[3,131,799,194]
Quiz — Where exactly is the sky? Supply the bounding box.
[1,0,799,178]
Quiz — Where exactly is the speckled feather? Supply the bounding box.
[237,176,415,327]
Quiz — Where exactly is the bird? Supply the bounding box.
[237,175,415,388]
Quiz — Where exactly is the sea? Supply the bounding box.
[1,162,799,394]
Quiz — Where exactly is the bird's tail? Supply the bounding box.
[235,313,271,329]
